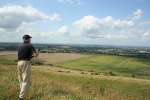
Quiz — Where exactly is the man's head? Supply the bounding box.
[23,34,32,43]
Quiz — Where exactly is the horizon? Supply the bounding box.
[0,42,150,48]
[0,0,150,47]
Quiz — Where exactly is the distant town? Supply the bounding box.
[0,42,150,58]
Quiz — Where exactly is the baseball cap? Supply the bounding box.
[23,34,32,40]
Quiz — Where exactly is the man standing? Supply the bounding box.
[17,35,38,100]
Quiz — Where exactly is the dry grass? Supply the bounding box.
[0,65,150,100]
[0,53,150,100]
[0,53,90,65]
[0,54,17,60]
[38,53,90,64]
[0,53,90,67]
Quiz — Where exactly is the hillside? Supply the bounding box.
[0,53,150,100]
[60,54,150,79]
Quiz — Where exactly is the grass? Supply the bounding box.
[38,53,90,65]
[59,54,150,79]
[0,53,89,65]
[0,53,150,100]
[0,65,150,100]
[0,55,16,65]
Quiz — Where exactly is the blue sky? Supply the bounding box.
[0,0,150,46]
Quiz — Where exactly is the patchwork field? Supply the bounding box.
[0,53,150,100]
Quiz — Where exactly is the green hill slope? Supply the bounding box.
[60,54,150,79]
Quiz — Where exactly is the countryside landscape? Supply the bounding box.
[0,0,150,100]
[0,43,150,100]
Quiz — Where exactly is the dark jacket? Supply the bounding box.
[18,43,36,61]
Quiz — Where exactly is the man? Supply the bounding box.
[17,35,38,100]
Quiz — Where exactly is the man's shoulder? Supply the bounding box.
[23,43,33,46]
[19,43,33,48]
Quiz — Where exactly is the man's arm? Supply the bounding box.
[31,45,39,58]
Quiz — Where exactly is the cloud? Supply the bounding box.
[74,15,134,38]
[0,5,50,30]
[21,23,69,39]
[74,16,101,38]
[0,5,61,31]
[132,9,143,20]
[0,5,149,46]
[72,9,150,45]
[140,20,150,25]
[0,5,63,43]
[143,31,150,37]
[49,13,61,21]
[58,25,69,35]
[102,16,134,28]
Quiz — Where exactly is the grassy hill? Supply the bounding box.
[59,54,150,79]
[0,53,150,100]
[1,65,150,100]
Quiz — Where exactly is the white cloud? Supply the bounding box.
[132,9,143,20]
[58,25,69,34]
[0,5,62,43]
[72,9,150,46]
[74,15,135,39]
[140,20,150,25]
[102,16,134,28]
[49,13,61,21]
[0,5,149,46]
[143,31,150,37]
[103,34,128,39]
[0,5,50,30]
[15,22,71,43]
[74,16,101,37]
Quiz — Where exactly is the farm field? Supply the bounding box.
[0,53,150,100]
[59,54,150,79]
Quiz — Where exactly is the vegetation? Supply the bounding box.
[59,54,150,79]
[0,55,17,65]
[31,58,45,65]
[0,42,150,58]
[0,65,150,100]
[0,53,150,100]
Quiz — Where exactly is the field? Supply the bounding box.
[59,54,150,79]
[0,53,150,100]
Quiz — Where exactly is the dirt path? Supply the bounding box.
[0,52,16,56]
[33,65,150,85]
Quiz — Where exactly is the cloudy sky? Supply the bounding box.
[0,0,150,46]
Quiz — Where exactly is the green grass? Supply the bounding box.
[1,54,150,100]
[0,55,44,66]
[0,54,17,65]
[0,57,16,65]
[59,54,150,79]
[0,65,150,100]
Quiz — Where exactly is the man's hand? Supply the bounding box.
[33,52,39,58]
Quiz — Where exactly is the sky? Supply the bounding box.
[0,0,150,46]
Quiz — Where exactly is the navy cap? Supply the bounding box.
[23,35,32,40]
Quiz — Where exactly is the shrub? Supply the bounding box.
[91,72,100,75]
[131,74,136,78]
[88,69,95,72]
[109,71,116,76]
[31,58,44,65]
[48,64,54,66]
[80,72,87,74]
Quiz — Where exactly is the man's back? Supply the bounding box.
[18,43,35,61]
